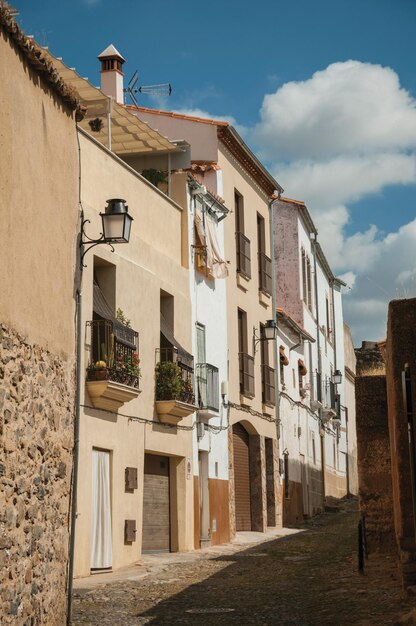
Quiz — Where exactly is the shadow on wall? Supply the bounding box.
[282,458,324,526]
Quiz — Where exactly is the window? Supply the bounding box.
[238,309,254,397]
[307,257,312,311]
[260,322,275,406]
[284,452,290,499]
[196,322,206,365]
[257,214,272,295]
[235,191,251,279]
[301,248,313,311]
[301,248,307,304]
[311,432,316,465]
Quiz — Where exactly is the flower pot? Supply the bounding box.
[87,368,107,382]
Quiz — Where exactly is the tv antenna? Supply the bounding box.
[124,71,172,107]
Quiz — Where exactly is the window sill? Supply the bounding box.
[259,290,272,308]
[240,393,254,407]
[262,403,274,416]
[236,272,250,292]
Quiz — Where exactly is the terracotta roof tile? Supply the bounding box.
[276,307,315,342]
[126,105,229,127]
[277,196,306,206]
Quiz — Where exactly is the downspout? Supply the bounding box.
[67,288,81,625]
[67,123,82,625]
[331,280,340,449]
[269,196,280,441]
[311,235,325,507]
[269,195,281,524]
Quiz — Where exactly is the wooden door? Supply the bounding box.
[233,423,252,531]
[142,454,170,553]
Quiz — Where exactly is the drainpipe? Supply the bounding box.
[311,235,325,507]
[269,196,280,441]
[269,195,281,524]
[331,281,341,450]
[67,290,82,624]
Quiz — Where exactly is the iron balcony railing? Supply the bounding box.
[86,319,140,389]
[262,364,276,406]
[236,231,251,280]
[258,252,272,296]
[239,352,255,398]
[196,363,219,412]
[156,347,195,405]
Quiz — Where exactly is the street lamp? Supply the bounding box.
[253,319,278,354]
[80,198,133,269]
[333,369,343,385]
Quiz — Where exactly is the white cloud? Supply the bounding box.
[274,152,416,210]
[253,61,416,161]
[173,61,416,342]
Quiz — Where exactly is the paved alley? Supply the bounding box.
[73,501,414,625]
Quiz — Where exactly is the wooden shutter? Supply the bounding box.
[233,423,252,531]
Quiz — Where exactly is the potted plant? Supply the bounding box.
[155,361,183,400]
[87,360,108,381]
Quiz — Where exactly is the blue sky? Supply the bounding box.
[13,0,416,343]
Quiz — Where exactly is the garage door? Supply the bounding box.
[233,423,252,531]
[142,454,170,552]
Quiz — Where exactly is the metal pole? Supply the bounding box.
[269,196,282,525]
[67,288,82,625]
[312,237,325,507]
[107,97,112,151]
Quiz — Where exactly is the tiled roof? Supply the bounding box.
[0,6,85,120]
[277,196,306,206]
[276,308,315,342]
[126,105,229,127]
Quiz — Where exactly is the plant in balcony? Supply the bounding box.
[86,360,108,381]
[155,361,183,400]
[115,353,141,375]
[116,308,131,327]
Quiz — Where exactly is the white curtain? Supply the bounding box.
[194,207,229,279]
[91,449,112,569]
[205,217,229,279]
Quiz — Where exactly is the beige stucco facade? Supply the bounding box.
[74,132,195,577]
[218,143,281,534]
[0,14,79,625]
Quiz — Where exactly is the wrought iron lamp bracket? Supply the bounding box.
[79,216,115,270]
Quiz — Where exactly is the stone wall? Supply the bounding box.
[355,374,395,552]
[0,324,74,625]
[386,298,416,586]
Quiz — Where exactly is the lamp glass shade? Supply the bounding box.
[333,369,343,385]
[264,320,278,341]
[100,198,133,243]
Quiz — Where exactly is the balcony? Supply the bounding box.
[239,352,255,399]
[258,252,272,297]
[236,231,251,281]
[155,347,198,425]
[261,364,276,406]
[196,363,219,416]
[85,319,140,412]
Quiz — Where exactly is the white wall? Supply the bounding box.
[188,186,229,481]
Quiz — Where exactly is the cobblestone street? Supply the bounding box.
[73,501,414,625]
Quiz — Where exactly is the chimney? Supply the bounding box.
[98,44,125,104]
